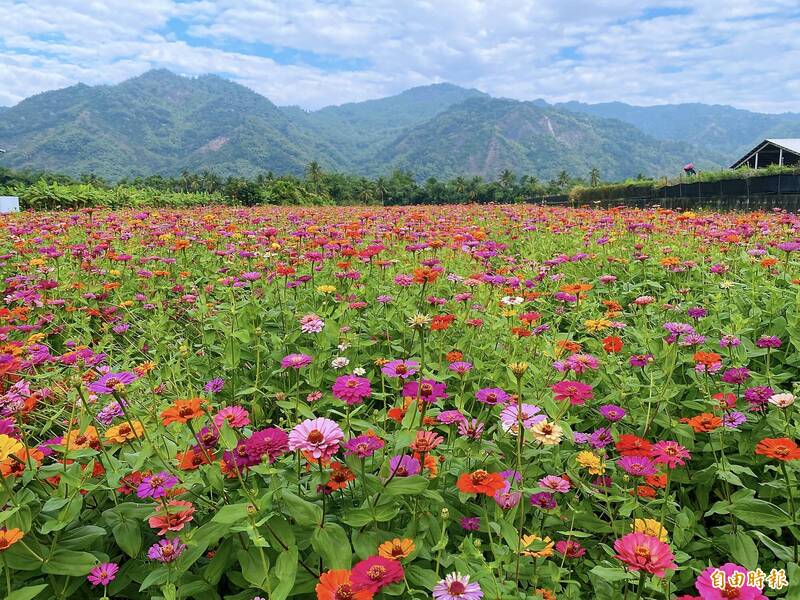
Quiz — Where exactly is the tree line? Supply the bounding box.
[0,164,597,207]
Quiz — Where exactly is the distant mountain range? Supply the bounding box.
[1,69,799,181]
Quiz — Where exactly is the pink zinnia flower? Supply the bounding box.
[281,353,312,369]
[433,572,483,600]
[617,455,658,477]
[351,556,405,593]
[87,562,119,586]
[288,417,343,460]
[474,388,509,406]
[613,533,677,577]
[332,376,372,405]
[213,406,250,429]
[694,563,767,599]
[551,380,594,405]
[651,440,691,469]
[555,540,585,558]
[538,475,570,493]
[499,403,545,433]
[381,359,419,379]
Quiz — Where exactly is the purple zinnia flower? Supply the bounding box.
[589,427,614,449]
[87,371,138,394]
[204,378,225,393]
[137,471,179,499]
[460,517,480,531]
[437,410,466,425]
[433,572,483,600]
[756,335,781,349]
[617,455,657,477]
[388,455,420,477]
[598,404,626,422]
[147,538,187,562]
[381,359,419,379]
[721,367,749,385]
[474,388,510,406]
[530,492,557,510]
[499,403,545,433]
[722,411,747,429]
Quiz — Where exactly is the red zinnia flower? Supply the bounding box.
[616,434,652,457]
[755,437,800,461]
[456,470,506,496]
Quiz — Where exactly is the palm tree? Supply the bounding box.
[590,167,600,187]
[374,177,388,205]
[305,161,323,194]
[499,169,516,189]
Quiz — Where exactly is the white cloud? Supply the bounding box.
[0,0,799,112]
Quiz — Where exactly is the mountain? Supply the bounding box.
[0,69,728,180]
[557,100,800,157]
[369,97,718,181]
[0,69,349,179]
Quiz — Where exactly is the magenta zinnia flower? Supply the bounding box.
[147,538,187,562]
[555,540,585,558]
[403,379,447,403]
[433,572,483,600]
[344,434,385,458]
[332,375,372,405]
[288,417,343,460]
[351,556,405,593]
[614,532,677,577]
[552,380,593,405]
[87,562,119,586]
[694,563,767,599]
[381,359,419,379]
[246,427,289,463]
[651,440,691,469]
[538,475,570,493]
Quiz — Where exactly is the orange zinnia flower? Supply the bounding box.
[0,528,23,551]
[693,352,721,367]
[412,267,441,284]
[176,447,213,471]
[684,413,723,433]
[161,398,205,426]
[148,500,196,535]
[104,421,144,444]
[456,470,506,496]
[64,426,100,451]
[316,569,373,600]
[325,462,356,491]
[378,538,415,560]
[0,447,44,478]
[755,438,800,461]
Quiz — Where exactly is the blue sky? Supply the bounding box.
[2,0,800,112]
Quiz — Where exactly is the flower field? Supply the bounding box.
[0,204,798,600]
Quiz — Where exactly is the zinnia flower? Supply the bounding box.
[213,405,250,429]
[613,532,676,576]
[694,563,767,600]
[529,420,563,445]
[333,376,372,405]
[433,572,483,600]
[403,380,447,403]
[378,538,415,560]
[281,354,313,369]
[350,556,404,593]
[551,380,593,405]
[651,440,691,469]
[315,569,373,600]
[147,538,187,562]
[88,371,138,394]
[288,418,344,460]
[137,471,179,499]
[381,359,419,379]
[161,398,206,426]
[456,470,506,496]
[755,437,800,461]
[344,435,385,458]
[87,562,119,586]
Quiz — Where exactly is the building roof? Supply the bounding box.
[730,138,800,169]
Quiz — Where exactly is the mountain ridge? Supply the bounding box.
[1,69,790,181]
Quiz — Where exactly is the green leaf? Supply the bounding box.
[383,475,429,496]
[751,530,794,562]
[723,531,758,570]
[60,525,107,549]
[282,489,322,527]
[706,497,791,528]
[311,523,352,570]
[589,566,634,582]
[112,519,142,558]
[238,547,270,590]
[139,566,170,591]
[5,585,49,600]
[406,565,438,590]
[212,503,251,524]
[272,546,298,600]
[41,549,98,576]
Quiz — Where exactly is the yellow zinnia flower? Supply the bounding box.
[632,518,668,542]
[520,534,554,558]
[529,420,563,445]
[0,435,23,462]
[576,451,605,475]
[377,538,416,560]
